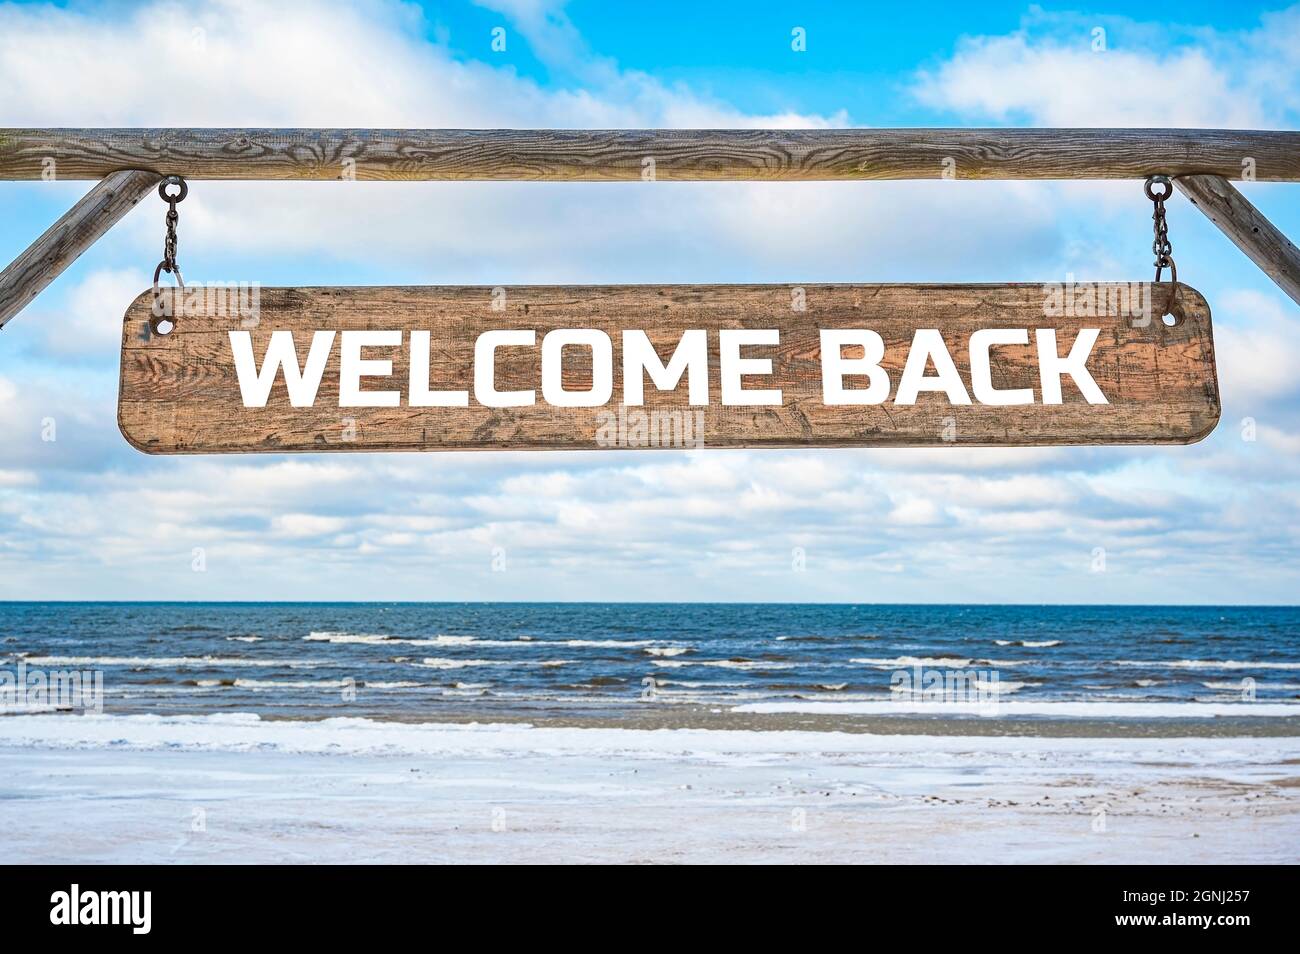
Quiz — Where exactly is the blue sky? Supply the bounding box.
[2,0,1299,603]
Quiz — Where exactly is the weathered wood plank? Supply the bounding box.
[118,283,1219,453]
[0,170,159,329]
[5,128,1299,181]
[1175,174,1300,307]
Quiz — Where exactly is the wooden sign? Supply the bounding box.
[118,283,1219,453]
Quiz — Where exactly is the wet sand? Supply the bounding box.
[248,706,1300,738]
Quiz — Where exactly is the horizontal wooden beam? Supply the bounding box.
[2,128,1299,182]
[1175,174,1300,308]
[0,169,160,330]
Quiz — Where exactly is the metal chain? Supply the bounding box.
[1144,175,1176,283]
[150,176,188,334]
[154,176,187,283]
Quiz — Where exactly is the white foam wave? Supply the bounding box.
[852,656,972,668]
[22,655,318,669]
[3,712,1298,760]
[307,632,656,649]
[973,680,1032,694]
[417,658,572,670]
[733,700,1300,718]
[652,659,797,670]
[1116,659,1300,671]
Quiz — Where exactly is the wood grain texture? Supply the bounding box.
[5,128,1300,181]
[118,283,1220,454]
[1176,174,1300,306]
[0,170,159,328]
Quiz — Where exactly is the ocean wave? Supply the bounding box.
[233,678,353,689]
[1115,659,1300,671]
[307,632,459,646]
[972,679,1038,694]
[886,679,1034,694]
[651,659,798,670]
[1201,680,1300,691]
[993,639,1062,648]
[226,637,263,643]
[22,655,319,669]
[416,658,572,670]
[6,712,1300,760]
[307,631,657,649]
[733,700,1300,718]
[776,634,879,643]
[851,656,972,668]
[643,647,690,657]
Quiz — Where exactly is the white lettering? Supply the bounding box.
[229,330,334,408]
[541,329,613,407]
[895,329,971,405]
[622,329,709,405]
[474,330,536,407]
[969,328,1034,405]
[720,329,782,406]
[820,329,890,405]
[409,330,469,407]
[339,330,401,407]
[1037,328,1108,404]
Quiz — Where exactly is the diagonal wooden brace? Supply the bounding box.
[0,169,160,330]
[1175,174,1300,307]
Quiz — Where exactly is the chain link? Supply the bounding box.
[155,175,187,281]
[1144,175,1176,283]
[150,176,188,335]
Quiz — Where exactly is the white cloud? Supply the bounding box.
[911,9,1300,127]
[1214,289,1300,408]
[29,268,147,358]
[915,36,1266,127]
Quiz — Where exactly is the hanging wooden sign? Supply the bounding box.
[117,282,1219,453]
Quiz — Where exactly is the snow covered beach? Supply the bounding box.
[4,604,1298,863]
[2,711,1297,864]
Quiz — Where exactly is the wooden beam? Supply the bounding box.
[0,170,160,330]
[2,128,1299,182]
[1175,174,1300,307]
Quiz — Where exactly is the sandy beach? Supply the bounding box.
[2,712,1297,864]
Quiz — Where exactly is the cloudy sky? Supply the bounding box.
[2,0,1299,603]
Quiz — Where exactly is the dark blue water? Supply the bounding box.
[2,602,1298,719]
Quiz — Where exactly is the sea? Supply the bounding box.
[2,602,1298,722]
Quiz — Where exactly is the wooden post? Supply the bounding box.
[0,170,160,330]
[2,128,1299,181]
[1175,174,1300,308]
